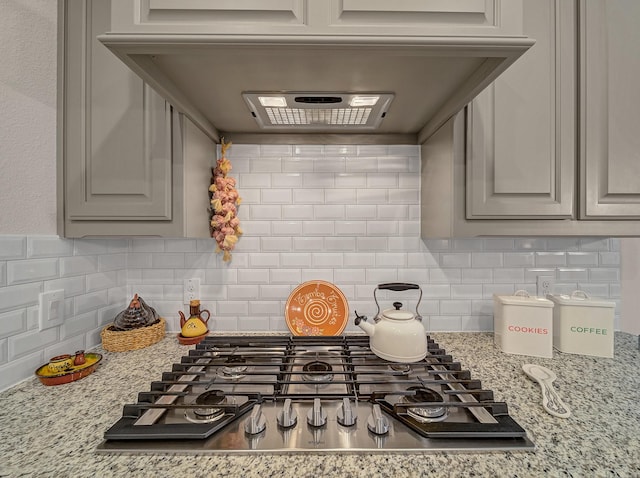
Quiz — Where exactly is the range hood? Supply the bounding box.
[99,4,534,145]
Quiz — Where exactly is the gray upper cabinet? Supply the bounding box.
[110,0,523,36]
[421,0,640,236]
[466,0,576,219]
[580,0,640,219]
[59,0,212,237]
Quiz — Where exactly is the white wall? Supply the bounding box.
[0,0,57,234]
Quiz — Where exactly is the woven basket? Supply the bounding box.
[101,317,166,352]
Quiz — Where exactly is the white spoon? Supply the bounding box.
[522,364,571,418]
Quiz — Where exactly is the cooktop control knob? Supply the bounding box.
[244,404,267,435]
[307,398,328,427]
[277,398,298,428]
[337,397,357,427]
[367,404,390,435]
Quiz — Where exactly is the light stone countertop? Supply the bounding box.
[1,332,638,478]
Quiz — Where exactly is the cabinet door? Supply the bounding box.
[63,0,172,222]
[580,0,640,219]
[466,0,576,219]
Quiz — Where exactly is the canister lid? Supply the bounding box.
[547,290,615,308]
[493,290,553,308]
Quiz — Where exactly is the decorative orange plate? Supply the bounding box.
[285,281,349,336]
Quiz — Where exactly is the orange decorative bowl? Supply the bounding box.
[285,281,349,336]
[35,353,102,386]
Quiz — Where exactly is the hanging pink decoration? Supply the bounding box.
[209,139,242,262]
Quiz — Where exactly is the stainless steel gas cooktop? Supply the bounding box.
[97,335,534,454]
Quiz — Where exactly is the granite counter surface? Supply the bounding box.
[1,332,638,478]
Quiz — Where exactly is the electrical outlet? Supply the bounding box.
[183,278,200,304]
[537,275,554,297]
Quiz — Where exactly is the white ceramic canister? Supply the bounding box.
[493,291,554,358]
[547,291,615,358]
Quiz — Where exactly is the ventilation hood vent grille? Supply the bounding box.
[243,93,394,130]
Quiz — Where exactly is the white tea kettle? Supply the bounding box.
[355,283,427,363]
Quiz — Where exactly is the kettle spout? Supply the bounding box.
[354,311,375,337]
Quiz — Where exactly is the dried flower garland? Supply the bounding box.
[209,140,242,262]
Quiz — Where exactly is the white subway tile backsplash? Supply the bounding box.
[599,252,620,266]
[238,188,261,204]
[272,173,303,188]
[462,268,493,283]
[441,300,471,315]
[377,205,408,219]
[250,158,282,173]
[86,271,118,293]
[303,173,334,188]
[238,269,270,284]
[325,189,357,205]
[282,205,313,219]
[241,221,271,237]
[357,189,387,204]
[430,269,461,283]
[335,173,366,188]
[239,173,272,188]
[74,290,109,315]
[590,268,620,281]
[293,237,324,251]
[218,301,249,316]
[312,253,343,268]
[367,174,398,188]
[451,285,483,299]
[261,237,293,252]
[27,236,73,258]
[142,269,174,284]
[152,253,185,269]
[504,253,535,267]
[422,284,451,299]
[249,205,282,220]
[493,268,525,283]
[367,221,398,236]
[397,268,429,284]
[293,188,324,204]
[60,255,99,277]
[249,253,280,268]
[0,147,624,390]
[334,268,366,284]
[556,268,589,281]
[440,253,471,268]
[314,205,345,220]
[357,145,388,156]
[535,252,567,267]
[580,238,610,251]
[346,205,377,220]
[375,253,406,268]
[282,157,314,173]
[61,311,98,339]
[314,158,346,173]
[0,282,41,312]
[7,258,58,285]
[389,189,419,204]
[472,253,503,268]
[8,327,58,360]
[301,269,334,283]
[261,189,292,204]
[0,309,26,339]
[0,236,26,260]
[99,253,126,272]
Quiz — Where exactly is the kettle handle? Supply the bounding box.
[374,283,423,321]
